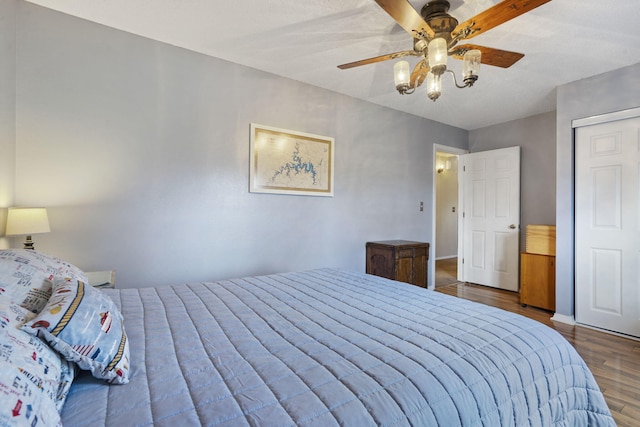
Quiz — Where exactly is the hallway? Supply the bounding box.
[435,257,458,287]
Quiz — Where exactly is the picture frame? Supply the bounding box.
[249,123,334,197]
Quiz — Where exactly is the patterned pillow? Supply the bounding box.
[0,249,88,314]
[22,277,130,384]
[0,296,76,426]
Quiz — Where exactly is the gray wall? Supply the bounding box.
[555,62,640,318]
[10,3,467,288]
[0,0,16,246]
[469,111,557,250]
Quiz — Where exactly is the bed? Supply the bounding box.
[1,250,614,426]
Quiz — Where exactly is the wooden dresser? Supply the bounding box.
[520,225,556,311]
[366,240,429,288]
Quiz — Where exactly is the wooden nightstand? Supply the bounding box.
[366,240,429,288]
[85,270,116,289]
[520,252,555,311]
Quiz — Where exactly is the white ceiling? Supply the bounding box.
[24,0,640,130]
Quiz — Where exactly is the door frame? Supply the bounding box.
[431,144,468,289]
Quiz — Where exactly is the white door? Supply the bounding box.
[460,147,521,291]
[575,116,640,338]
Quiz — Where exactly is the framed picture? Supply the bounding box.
[249,123,334,196]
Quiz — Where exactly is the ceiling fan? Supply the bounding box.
[338,0,552,101]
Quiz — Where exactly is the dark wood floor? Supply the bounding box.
[434,267,640,427]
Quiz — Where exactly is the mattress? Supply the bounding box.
[60,269,614,426]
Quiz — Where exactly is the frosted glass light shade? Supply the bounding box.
[394,61,410,87]
[463,49,482,77]
[426,72,442,101]
[6,207,50,236]
[428,38,448,73]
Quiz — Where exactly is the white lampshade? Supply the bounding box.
[428,38,448,73]
[426,71,442,101]
[394,61,411,87]
[6,208,50,249]
[463,49,482,78]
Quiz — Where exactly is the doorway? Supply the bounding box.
[432,144,467,288]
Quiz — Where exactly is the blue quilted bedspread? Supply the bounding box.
[61,269,614,426]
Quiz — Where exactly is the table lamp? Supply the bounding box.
[5,207,51,250]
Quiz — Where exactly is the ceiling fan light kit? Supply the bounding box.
[394,44,481,101]
[427,37,448,74]
[339,0,552,102]
[393,61,413,94]
[462,49,481,83]
[426,71,442,101]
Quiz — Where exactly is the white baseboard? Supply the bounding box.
[435,255,457,261]
[576,323,640,341]
[552,314,639,341]
[550,313,575,325]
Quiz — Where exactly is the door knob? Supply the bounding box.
[509,224,517,229]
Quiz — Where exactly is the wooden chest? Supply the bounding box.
[366,240,429,288]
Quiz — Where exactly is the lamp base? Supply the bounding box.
[23,235,35,250]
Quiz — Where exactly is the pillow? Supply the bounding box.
[0,249,89,314]
[0,296,76,426]
[22,277,130,384]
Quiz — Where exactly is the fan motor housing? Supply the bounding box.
[421,0,459,41]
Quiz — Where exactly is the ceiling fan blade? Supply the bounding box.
[337,50,419,70]
[410,60,430,88]
[374,0,435,39]
[450,44,524,68]
[453,0,552,40]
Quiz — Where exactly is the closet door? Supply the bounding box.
[575,116,640,338]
